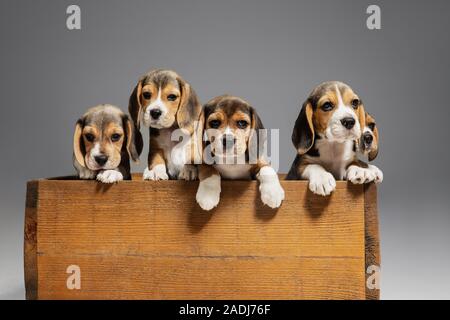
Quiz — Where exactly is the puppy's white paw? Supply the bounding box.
[260,181,285,208]
[97,170,123,184]
[368,165,384,184]
[78,167,97,180]
[309,171,336,196]
[346,165,375,184]
[196,189,220,211]
[178,165,198,181]
[143,164,169,181]
[196,175,221,211]
[257,166,285,208]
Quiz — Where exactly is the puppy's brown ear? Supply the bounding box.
[128,79,143,131]
[292,101,315,155]
[123,114,142,162]
[357,104,366,134]
[176,76,202,134]
[192,107,206,164]
[369,125,379,162]
[73,118,86,168]
[248,106,266,161]
[128,79,144,157]
[250,107,264,131]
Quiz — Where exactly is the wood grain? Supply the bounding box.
[24,175,377,300]
[24,181,38,300]
[364,183,380,300]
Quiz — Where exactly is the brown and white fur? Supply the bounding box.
[358,112,383,183]
[286,81,378,195]
[128,69,202,181]
[195,95,285,211]
[73,104,140,183]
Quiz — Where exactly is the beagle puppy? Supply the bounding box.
[73,104,140,183]
[286,81,378,195]
[360,112,379,162]
[195,95,285,211]
[359,112,383,183]
[128,69,202,181]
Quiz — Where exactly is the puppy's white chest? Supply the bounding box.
[155,129,187,178]
[315,140,355,179]
[214,164,252,180]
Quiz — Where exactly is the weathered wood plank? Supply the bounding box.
[38,256,364,300]
[24,181,38,300]
[364,183,380,300]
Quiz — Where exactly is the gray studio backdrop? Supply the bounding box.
[1,0,449,299]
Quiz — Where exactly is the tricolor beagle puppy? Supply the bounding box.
[358,112,383,183]
[360,112,379,161]
[286,81,378,195]
[195,95,285,211]
[73,104,140,183]
[129,69,202,181]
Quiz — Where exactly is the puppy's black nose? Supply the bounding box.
[364,133,373,145]
[95,155,108,166]
[150,109,162,120]
[222,135,235,149]
[341,117,356,129]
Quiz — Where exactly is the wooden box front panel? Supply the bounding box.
[25,178,367,300]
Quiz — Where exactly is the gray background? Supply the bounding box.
[1,0,449,299]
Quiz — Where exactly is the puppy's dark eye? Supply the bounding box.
[111,134,122,142]
[142,92,152,100]
[368,123,376,131]
[236,120,248,129]
[209,120,221,129]
[321,102,333,112]
[167,94,178,101]
[84,133,95,142]
[351,99,360,109]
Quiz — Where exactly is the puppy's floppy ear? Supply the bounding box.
[128,78,144,156]
[128,78,144,131]
[250,106,264,131]
[196,104,218,164]
[357,104,366,134]
[192,106,206,164]
[122,114,142,162]
[369,124,379,162]
[73,118,86,168]
[248,106,266,160]
[176,76,202,134]
[292,101,315,155]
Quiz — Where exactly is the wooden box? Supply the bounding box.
[24,175,380,300]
